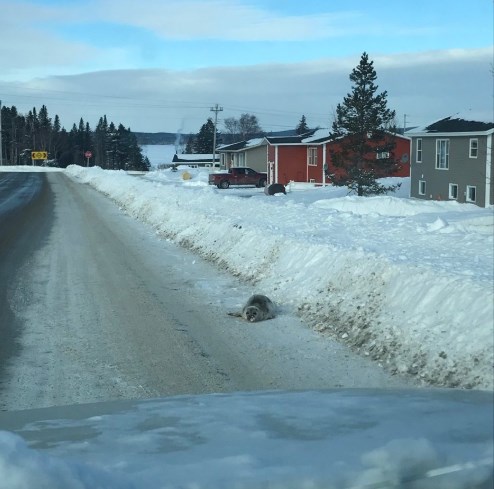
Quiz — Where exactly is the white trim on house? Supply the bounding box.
[466,185,477,203]
[486,134,492,207]
[322,143,327,187]
[448,183,458,200]
[469,138,479,158]
[416,138,422,163]
[435,139,450,170]
[408,128,494,138]
[274,146,279,183]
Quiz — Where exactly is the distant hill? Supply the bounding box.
[135,129,300,146]
[134,132,180,145]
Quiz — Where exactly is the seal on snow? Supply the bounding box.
[228,294,276,322]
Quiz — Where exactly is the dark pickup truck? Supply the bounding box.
[208,167,267,189]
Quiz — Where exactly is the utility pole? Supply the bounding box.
[403,114,408,133]
[0,99,3,166]
[210,103,223,168]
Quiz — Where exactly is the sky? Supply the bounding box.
[0,0,493,133]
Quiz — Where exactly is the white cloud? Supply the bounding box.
[0,48,491,133]
[91,0,361,41]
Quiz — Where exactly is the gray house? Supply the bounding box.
[408,114,493,207]
[216,138,268,172]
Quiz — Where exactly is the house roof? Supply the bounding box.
[409,112,494,135]
[301,128,332,144]
[265,129,319,145]
[172,153,219,162]
[217,132,319,150]
[217,127,411,153]
[217,138,266,152]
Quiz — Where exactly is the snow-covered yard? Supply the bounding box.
[59,165,493,390]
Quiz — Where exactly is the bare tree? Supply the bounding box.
[239,113,262,140]
[223,117,241,144]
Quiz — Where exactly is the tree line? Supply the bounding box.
[184,112,312,154]
[0,105,150,171]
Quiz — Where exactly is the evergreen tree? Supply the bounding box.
[51,114,62,161]
[330,52,400,196]
[193,118,215,153]
[184,134,195,153]
[0,104,148,170]
[295,115,309,135]
[94,116,108,168]
[69,122,83,166]
[26,108,39,149]
[107,121,119,169]
[38,105,52,151]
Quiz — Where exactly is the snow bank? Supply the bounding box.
[65,166,494,389]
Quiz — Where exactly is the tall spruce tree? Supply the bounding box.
[295,115,309,135]
[193,118,215,153]
[330,52,400,196]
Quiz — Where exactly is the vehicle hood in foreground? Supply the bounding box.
[0,388,492,488]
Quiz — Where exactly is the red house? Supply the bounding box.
[217,130,411,185]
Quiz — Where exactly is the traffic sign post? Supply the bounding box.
[85,151,92,167]
[31,151,48,165]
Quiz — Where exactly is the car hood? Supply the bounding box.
[0,388,492,488]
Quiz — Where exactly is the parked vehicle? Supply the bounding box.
[208,167,267,189]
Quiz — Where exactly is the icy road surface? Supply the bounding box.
[0,172,412,410]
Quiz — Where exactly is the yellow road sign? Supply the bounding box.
[31,151,48,160]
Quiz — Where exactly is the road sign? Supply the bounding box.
[31,151,48,160]
[85,151,92,158]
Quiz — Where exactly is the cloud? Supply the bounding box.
[2,0,428,45]
[0,48,491,133]
[89,0,362,41]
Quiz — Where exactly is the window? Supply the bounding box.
[308,147,317,166]
[309,178,316,183]
[436,139,449,169]
[235,153,245,166]
[416,138,422,163]
[469,139,478,158]
[466,186,476,203]
[418,180,426,195]
[449,183,458,200]
[376,151,390,159]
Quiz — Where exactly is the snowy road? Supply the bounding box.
[0,172,412,410]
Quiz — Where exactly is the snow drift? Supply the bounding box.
[64,166,494,390]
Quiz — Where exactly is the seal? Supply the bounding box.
[264,183,286,195]
[228,294,276,322]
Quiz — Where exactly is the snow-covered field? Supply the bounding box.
[56,164,494,391]
[140,144,177,168]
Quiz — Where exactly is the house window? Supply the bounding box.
[469,139,478,158]
[449,183,458,200]
[466,185,476,203]
[376,151,390,159]
[309,178,316,183]
[418,180,426,195]
[436,139,449,169]
[416,138,422,163]
[308,147,317,166]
